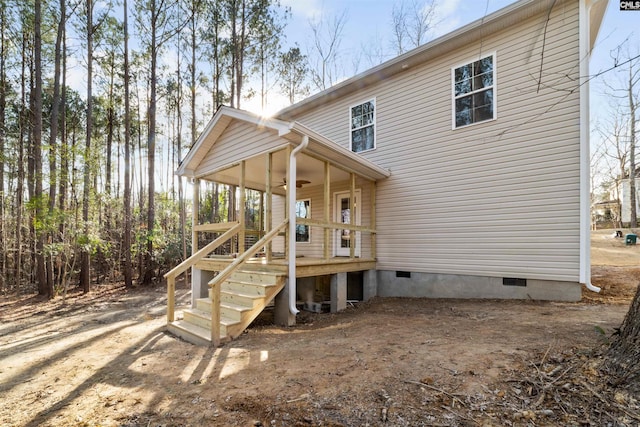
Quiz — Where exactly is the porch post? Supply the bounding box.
[323,161,331,260]
[349,173,356,258]
[266,152,273,262]
[192,178,200,252]
[371,180,376,259]
[239,161,246,253]
[191,178,203,308]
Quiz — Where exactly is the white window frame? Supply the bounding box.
[349,98,376,153]
[295,198,311,243]
[451,52,497,129]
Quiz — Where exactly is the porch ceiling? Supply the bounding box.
[202,150,354,195]
[177,106,390,191]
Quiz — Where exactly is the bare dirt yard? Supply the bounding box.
[1,230,639,427]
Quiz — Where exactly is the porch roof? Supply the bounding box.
[177,106,390,184]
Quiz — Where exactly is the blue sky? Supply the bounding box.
[280,0,636,74]
[266,0,637,117]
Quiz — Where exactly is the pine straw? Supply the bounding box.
[473,346,640,426]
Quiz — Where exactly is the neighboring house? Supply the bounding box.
[165,0,608,346]
[608,175,640,225]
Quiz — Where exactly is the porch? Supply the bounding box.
[164,107,389,346]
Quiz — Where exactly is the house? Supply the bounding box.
[608,172,640,225]
[165,0,608,346]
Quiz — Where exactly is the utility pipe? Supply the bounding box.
[287,135,309,315]
[578,0,600,294]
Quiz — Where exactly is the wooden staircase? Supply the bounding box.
[167,268,285,346]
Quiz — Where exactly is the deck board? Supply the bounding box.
[194,257,376,277]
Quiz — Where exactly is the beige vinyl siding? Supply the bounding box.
[195,121,286,176]
[296,178,373,259]
[288,1,581,282]
[270,194,286,253]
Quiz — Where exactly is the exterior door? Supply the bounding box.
[334,190,361,257]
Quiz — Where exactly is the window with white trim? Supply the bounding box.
[295,199,310,243]
[453,54,495,128]
[350,99,375,152]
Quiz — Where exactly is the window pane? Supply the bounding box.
[455,65,471,84]
[455,96,472,127]
[472,89,493,122]
[475,57,493,75]
[352,128,365,152]
[351,114,361,129]
[455,78,471,96]
[364,125,375,150]
[472,71,492,91]
[363,111,373,126]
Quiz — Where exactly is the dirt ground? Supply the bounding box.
[1,231,639,427]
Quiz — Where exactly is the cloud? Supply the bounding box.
[431,0,464,38]
[281,0,324,20]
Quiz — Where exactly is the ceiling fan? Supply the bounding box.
[278,178,310,188]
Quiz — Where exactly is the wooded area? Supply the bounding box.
[0,0,313,297]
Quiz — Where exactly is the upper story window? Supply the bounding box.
[453,54,496,128]
[350,99,375,152]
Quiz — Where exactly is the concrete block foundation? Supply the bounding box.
[376,270,582,302]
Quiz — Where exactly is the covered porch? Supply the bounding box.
[164,107,389,346]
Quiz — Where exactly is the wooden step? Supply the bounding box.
[220,301,249,322]
[219,279,273,296]
[221,290,262,308]
[196,297,212,313]
[167,320,212,347]
[231,270,282,285]
[183,308,239,337]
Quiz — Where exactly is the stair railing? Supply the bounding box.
[164,222,242,325]
[208,218,289,345]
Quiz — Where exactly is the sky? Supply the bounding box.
[249,0,638,116]
[278,0,636,77]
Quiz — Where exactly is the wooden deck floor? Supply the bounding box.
[194,256,376,277]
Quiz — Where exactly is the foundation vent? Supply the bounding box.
[396,271,411,278]
[503,277,527,287]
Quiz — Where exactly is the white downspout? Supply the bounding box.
[579,0,600,293]
[287,135,309,314]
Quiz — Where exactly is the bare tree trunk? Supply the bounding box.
[16,26,28,290]
[628,65,637,228]
[142,0,158,285]
[34,0,47,297]
[57,28,68,291]
[229,0,236,108]
[46,0,65,297]
[106,57,115,198]
[81,0,94,293]
[0,2,6,292]
[123,0,133,288]
[604,285,640,394]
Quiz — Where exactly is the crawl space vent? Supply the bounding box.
[396,271,411,278]
[503,277,527,287]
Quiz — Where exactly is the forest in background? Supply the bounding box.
[0,0,441,298]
